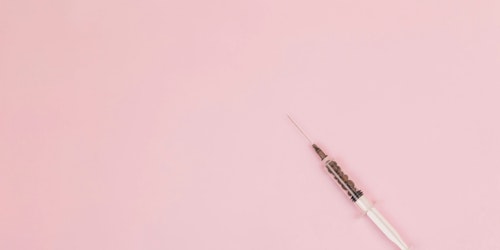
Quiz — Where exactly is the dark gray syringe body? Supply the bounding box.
[312,144,364,202]
[310,142,410,249]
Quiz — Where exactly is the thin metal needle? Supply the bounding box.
[287,114,314,145]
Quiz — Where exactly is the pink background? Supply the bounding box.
[1,0,500,249]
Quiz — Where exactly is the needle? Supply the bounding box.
[287,114,314,144]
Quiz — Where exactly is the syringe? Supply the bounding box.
[288,115,410,250]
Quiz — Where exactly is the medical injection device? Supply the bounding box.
[288,115,410,250]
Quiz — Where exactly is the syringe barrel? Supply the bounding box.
[312,144,363,202]
[323,158,364,202]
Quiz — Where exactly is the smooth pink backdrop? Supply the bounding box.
[1,0,500,249]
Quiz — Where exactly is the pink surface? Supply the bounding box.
[1,0,500,249]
